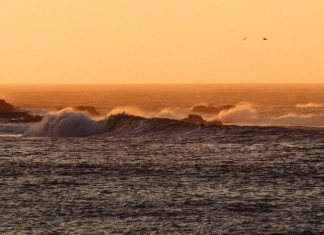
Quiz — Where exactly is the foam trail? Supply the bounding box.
[108,106,188,120]
[216,103,324,127]
[155,108,187,120]
[108,106,148,118]
[296,103,324,108]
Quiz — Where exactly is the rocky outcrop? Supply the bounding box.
[181,114,222,125]
[0,112,42,123]
[57,106,102,116]
[0,99,15,112]
[73,106,101,116]
[0,99,42,123]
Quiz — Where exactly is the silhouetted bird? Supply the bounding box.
[263,37,268,41]
[243,37,247,41]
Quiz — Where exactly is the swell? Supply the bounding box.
[22,109,198,137]
[1,106,324,137]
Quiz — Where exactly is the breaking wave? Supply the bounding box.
[108,106,187,120]
[2,103,324,137]
[24,109,107,137]
[22,108,196,137]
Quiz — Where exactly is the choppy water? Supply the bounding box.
[1,125,323,234]
[1,84,324,234]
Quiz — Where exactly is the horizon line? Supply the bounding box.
[1,82,324,85]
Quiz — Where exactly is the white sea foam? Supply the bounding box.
[216,103,324,127]
[24,108,108,137]
[296,102,324,108]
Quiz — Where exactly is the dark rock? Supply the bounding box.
[57,106,101,116]
[0,99,42,123]
[181,114,222,125]
[73,106,101,116]
[0,112,42,123]
[0,99,15,112]
[182,114,207,124]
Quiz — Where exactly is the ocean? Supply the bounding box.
[0,84,323,234]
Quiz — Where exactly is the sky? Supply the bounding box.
[0,0,324,84]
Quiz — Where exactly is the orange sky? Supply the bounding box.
[0,0,324,84]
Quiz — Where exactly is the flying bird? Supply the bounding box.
[263,37,268,41]
[243,37,247,41]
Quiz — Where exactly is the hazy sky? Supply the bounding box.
[1,0,324,84]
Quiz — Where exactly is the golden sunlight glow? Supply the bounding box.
[0,0,324,84]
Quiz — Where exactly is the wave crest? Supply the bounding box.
[22,108,195,137]
[24,109,106,137]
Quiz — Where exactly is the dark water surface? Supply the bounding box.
[0,125,323,234]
